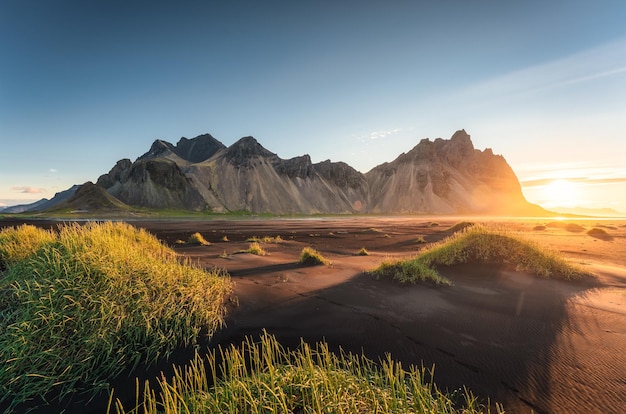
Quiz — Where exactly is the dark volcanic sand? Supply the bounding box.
[1,217,625,414]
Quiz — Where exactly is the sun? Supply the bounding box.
[543,179,581,207]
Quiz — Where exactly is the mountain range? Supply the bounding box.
[5,130,549,216]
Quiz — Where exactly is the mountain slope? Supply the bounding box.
[92,130,546,215]
[181,136,369,213]
[366,130,542,214]
[50,182,131,211]
[1,185,80,213]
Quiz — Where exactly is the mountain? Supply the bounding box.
[549,206,626,217]
[49,182,131,212]
[365,130,545,215]
[0,185,79,213]
[91,130,547,216]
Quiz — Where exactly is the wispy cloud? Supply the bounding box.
[12,186,47,194]
[369,128,401,140]
[49,168,58,173]
[462,37,626,101]
[516,160,626,182]
[521,176,626,188]
[354,128,402,142]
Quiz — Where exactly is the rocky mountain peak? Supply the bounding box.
[65,182,129,211]
[440,129,476,166]
[174,134,225,163]
[83,129,546,216]
[396,130,476,166]
[139,139,175,160]
[224,136,277,167]
[275,154,315,179]
[96,159,132,188]
[314,160,366,189]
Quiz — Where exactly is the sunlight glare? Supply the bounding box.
[544,179,581,208]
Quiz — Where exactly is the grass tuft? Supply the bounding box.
[246,235,283,243]
[187,232,210,245]
[371,257,450,285]
[244,242,267,256]
[357,247,370,256]
[0,222,232,409]
[0,224,57,270]
[110,331,502,414]
[370,224,591,284]
[299,247,330,266]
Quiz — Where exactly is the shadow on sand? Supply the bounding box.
[200,263,602,414]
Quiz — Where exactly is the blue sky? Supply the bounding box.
[2,1,626,213]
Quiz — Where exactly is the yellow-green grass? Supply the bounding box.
[244,241,267,256]
[110,331,502,414]
[357,247,370,256]
[298,247,331,265]
[187,232,210,245]
[246,235,283,243]
[371,224,591,284]
[0,224,57,269]
[0,222,232,409]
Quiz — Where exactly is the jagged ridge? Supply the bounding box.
[80,130,547,215]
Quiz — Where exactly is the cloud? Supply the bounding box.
[12,186,47,194]
[368,128,401,140]
[521,176,626,188]
[462,37,626,102]
[49,168,58,173]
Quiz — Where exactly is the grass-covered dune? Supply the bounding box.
[0,222,232,410]
[371,224,592,284]
[111,331,501,414]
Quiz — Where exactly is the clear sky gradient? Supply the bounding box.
[2,1,626,213]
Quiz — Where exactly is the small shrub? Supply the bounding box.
[299,247,330,265]
[188,232,210,245]
[245,242,266,256]
[358,247,370,256]
[415,236,426,244]
[221,235,229,242]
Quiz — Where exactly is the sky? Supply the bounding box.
[2,1,626,214]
